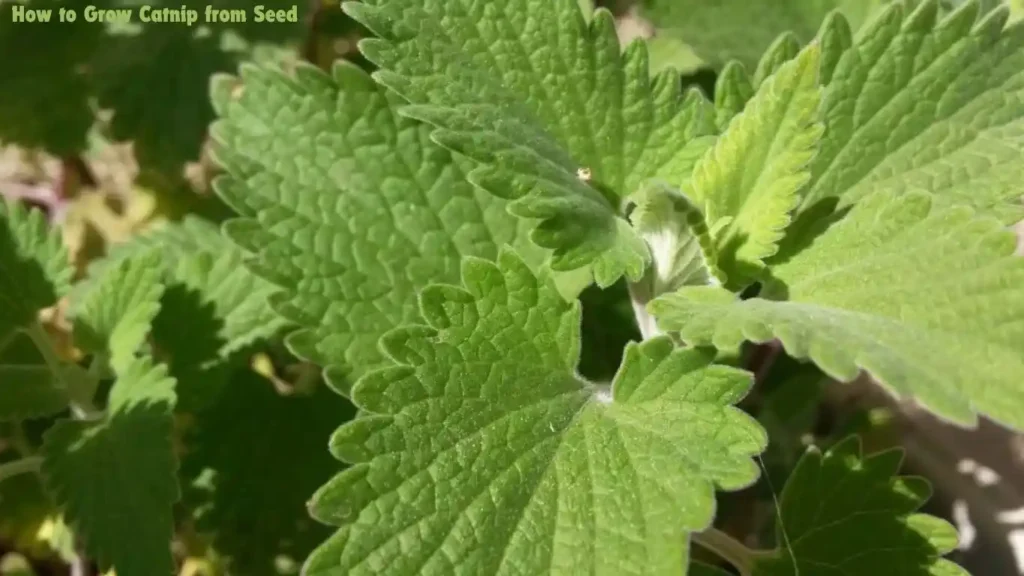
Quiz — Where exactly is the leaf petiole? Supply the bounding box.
[692,527,773,576]
[0,455,43,483]
[23,321,101,419]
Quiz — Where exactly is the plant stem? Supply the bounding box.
[24,322,101,418]
[627,282,663,340]
[692,527,762,576]
[0,456,43,483]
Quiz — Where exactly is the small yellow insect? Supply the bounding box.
[576,167,592,182]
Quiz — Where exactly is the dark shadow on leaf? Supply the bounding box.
[0,206,59,338]
[577,278,641,382]
[150,283,229,412]
[755,435,961,575]
[680,67,719,100]
[768,197,850,268]
[180,368,356,576]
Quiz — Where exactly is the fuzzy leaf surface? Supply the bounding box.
[651,190,1024,429]
[799,0,1024,223]
[691,44,824,283]
[346,0,723,286]
[753,436,965,575]
[210,61,525,387]
[40,357,178,576]
[628,181,721,295]
[304,250,766,576]
[712,14,854,132]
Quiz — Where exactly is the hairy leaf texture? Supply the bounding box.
[209,61,525,389]
[799,0,1024,223]
[690,44,825,284]
[651,190,1024,429]
[345,0,722,286]
[304,250,766,575]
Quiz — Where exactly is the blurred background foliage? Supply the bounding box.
[0,0,1022,574]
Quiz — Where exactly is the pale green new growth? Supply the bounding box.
[691,44,824,284]
[304,250,765,575]
[651,190,1024,429]
[752,34,803,88]
[626,182,720,339]
[754,437,965,575]
[800,0,1024,222]
[40,357,179,576]
[628,181,722,296]
[712,14,853,131]
[345,0,720,286]
[70,251,164,374]
[210,61,523,387]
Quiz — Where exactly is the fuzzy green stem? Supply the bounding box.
[692,528,760,576]
[23,322,101,418]
[0,456,43,483]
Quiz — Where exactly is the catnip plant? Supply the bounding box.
[1,0,1023,575]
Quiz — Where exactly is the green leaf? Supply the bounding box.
[753,436,965,575]
[182,369,355,575]
[646,35,707,77]
[209,61,525,387]
[713,14,854,131]
[304,249,766,575]
[690,44,824,284]
[798,0,1024,223]
[77,216,289,359]
[0,201,73,420]
[650,189,1024,429]
[70,250,164,374]
[346,0,722,286]
[640,0,886,70]
[73,216,291,409]
[752,34,803,88]
[40,357,178,576]
[0,199,72,342]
